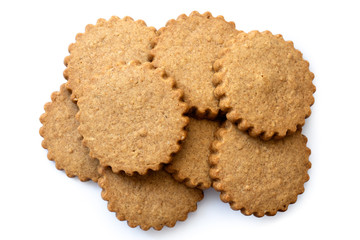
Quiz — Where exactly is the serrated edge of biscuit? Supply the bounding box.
[164,164,211,190]
[209,121,311,217]
[39,84,99,182]
[64,16,157,101]
[213,31,316,140]
[151,11,236,119]
[77,62,189,176]
[97,166,204,231]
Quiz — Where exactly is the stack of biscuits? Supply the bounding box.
[40,11,315,230]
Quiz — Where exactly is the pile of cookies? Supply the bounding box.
[40,11,315,230]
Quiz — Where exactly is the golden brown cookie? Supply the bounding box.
[39,84,100,182]
[98,167,203,231]
[213,31,315,140]
[77,61,189,175]
[64,16,157,100]
[210,121,311,217]
[152,11,238,119]
[165,118,219,189]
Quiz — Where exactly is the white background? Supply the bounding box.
[1,0,359,239]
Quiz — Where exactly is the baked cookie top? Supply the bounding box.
[77,62,189,175]
[64,16,156,100]
[40,84,100,182]
[152,11,237,119]
[210,121,311,217]
[98,167,203,230]
[166,118,219,189]
[214,31,315,140]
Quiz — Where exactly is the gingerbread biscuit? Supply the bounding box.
[213,31,315,140]
[166,118,219,189]
[98,167,203,230]
[39,84,100,182]
[64,16,157,100]
[77,61,189,175]
[210,121,311,217]
[152,11,237,119]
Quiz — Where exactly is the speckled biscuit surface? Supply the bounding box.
[166,118,219,189]
[210,121,311,217]
[77,62,189,175]
[98,167,203,231]
[214,31,315,140]
[152,11,237,118]
[39,84,100,182]
[64,16,157,100]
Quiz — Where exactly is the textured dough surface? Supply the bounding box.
[166,118,219,189]
[214,31,315,139]
[210,121,311,217]
[40,84,100,182]
[64,16,156,100]
[152,11,237,118]
[98,167,203,230]
[77,62,189,175]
